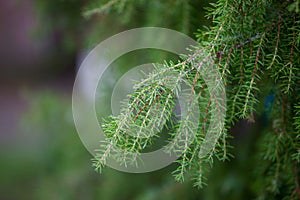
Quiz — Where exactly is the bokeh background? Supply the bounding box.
[0,0,263,199]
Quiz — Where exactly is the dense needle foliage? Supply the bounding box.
[87,0,300,199]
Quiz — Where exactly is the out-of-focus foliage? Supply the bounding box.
[33,0,212,51]
[33,0,87,53]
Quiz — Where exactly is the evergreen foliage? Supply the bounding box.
[87,0,300,198]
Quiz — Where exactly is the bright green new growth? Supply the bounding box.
[87,0,300,198]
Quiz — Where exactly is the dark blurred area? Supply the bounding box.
[0,1,89,199]
[0,0,263,199]
[0,0,77,148]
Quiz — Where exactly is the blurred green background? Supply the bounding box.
[0,0,264,199]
